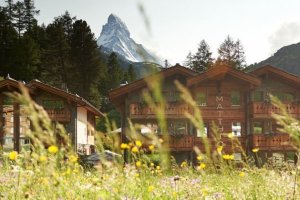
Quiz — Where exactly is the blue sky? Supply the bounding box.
[5,0,300,65]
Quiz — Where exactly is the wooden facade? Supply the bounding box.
[0,78,102,154]
[109,64,300,164]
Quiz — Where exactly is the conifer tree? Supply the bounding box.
[41,18,71,87]
[127,64,136,82]
[4,0,14,21]
[23,0,39,33]
[107,52,123,89]
[69,19,103,107]
[12,1,25,39]
[0,7,18,77]
[218,35,246,69]
[184,40,213,72]
[192,40,213,72]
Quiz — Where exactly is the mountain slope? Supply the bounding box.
[97,14,159,63]
[249,42,300,76]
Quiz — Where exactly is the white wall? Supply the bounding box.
[77,107,87,145]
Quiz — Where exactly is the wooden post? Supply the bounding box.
[0,94,3,146]
[13,103,20,152]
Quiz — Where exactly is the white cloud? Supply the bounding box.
[269,22,300,54]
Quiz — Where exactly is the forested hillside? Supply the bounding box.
[0,0,142,128]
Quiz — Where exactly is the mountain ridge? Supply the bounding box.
[97,14,159,63]
[249,42,300,76]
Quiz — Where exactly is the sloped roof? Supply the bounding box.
[109,64,197,102]
[26,80,103,116]
[250,64,300,85]
[0,77,25,90]
[187,64,261,86]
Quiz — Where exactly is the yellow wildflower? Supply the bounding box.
[131,146,139,153]
[228,133,233,138]
[65,168,71,175]
[180,161,187,168]
[148,185,155,193]
[69,155,78,163]
[197,155,203,160]
[239,172,245,177]
[197,163,206,170]
[252,148,259,153]
[217,146,223,153]
[222,154,234,160]
[120,143,128,149]
[156,165,161,170]
[136,161,142,168]
[48,145,58,154]
[149,144,155,151]
[9,151,18,161]
[135,140,142,147]
[39,155,47,163]
[150,162,154,167]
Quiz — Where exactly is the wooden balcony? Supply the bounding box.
[249,134,295,151]
[129,103,190,118]
[250,102,298,118]
[45,108,71,122]
[200,107,244,119]
[168,135,194,151]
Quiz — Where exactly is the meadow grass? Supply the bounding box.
[0,83,299,199]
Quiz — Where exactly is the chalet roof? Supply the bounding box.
[109,64,197,103]
[26,80,103,117]
[250,64,300,85]
[0,77,25,89]
[187,64,261,86]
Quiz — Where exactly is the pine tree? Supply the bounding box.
[12,1,25,39]
[192,40,213,72]
[127,64,136,82]
[184,51,193,67]
[5,0,14,21]
[184,40,213,72]
[10,34,40,80]
[69,19,103,107]
[0,7,18,77]
[218,35,246,69]
[107,52,123,89]
[41,18,71,87]
[23,0,39,34]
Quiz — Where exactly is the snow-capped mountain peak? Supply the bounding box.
[97,14,158,63]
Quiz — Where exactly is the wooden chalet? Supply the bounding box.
[0,78,103,155]
[109,64,299,165]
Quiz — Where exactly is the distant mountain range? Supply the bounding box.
[97,14,162,78]
[248,42,300,76]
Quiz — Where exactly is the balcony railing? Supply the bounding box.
[168,135,194,150]
[129,103,190,116]
[249,134,295,151]
[45,108,71,122]
[250,102,298,117]
[200,107,244,119]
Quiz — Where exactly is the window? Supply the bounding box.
[139,123,160,135]
[196,123,208,137]
[252,122,263,134]
[231,91,240,106]
[196,92,207,106]
[252,91,263,102]
[43,100,64,109]
[232,122,241,137]
[168,121,187,136]
[272,92,294,102]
